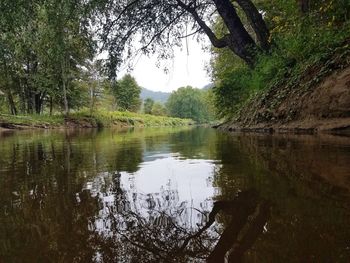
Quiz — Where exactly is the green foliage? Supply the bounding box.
[93,110,191,127]
[0,110,192,129]
[151,102,167,116]
[0,0,94,115]
[212,67,250,118]
[166,86,213,123]
[211,0,350,118]
[143,98,155,114]
[111,74,142,112]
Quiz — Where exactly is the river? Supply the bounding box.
[0,127,349,262]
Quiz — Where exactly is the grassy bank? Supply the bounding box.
[217,42,350,133]
[0,110,193,130]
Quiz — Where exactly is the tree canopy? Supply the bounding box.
[95,0,270,78]
[111,74,141,112]
[0,0,348,123]
[166,86,213,123]
[0,0,94,115]
[143,98,155,114]
[151,102,167,116]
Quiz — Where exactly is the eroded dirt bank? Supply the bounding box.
[218,46,350,134]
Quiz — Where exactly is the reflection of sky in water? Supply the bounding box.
[86,153,220,234]
[128,155,217,207]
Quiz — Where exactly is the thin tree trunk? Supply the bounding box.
[62,79,69,116]
[7,92,17,115]
[299,0,310,13]
[61,57,69,116]
[31,92,36,114]
[35,93,42,114]
[49,96,53,116]
[26,89,33,114]
[19,86,26,114]
[90,86,95,115]
[235,0,270,50]
[2,61,18,115]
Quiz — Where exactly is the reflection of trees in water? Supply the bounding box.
[0,127,221,262]
[167,128,218,160]
[0,130,142,262]
[85,172,270,263]
[0,175,101,262]
[79,171,216,262]
[2,128,350,261]
[213,133,350,262]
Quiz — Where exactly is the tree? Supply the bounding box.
[0,0,94,116]
[151,102,167,116]
[81,60,106,115]
[45,0,94,115]
[143,98,155,114]
[166,86,211,123]
[111,74,141,112]
[95,0,270,77]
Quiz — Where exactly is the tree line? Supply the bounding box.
[108,74,215,123]
[1,0,348,120]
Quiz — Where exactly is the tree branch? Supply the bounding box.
[140,10,186,51]
[179,27,203,38]
[176,0,227,48]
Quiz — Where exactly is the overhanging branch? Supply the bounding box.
[176,0,227,48]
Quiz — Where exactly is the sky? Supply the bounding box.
[119,38,212,92]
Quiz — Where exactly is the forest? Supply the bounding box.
[0,0,349,129]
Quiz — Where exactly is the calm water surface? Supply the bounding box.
[0,127,350,262]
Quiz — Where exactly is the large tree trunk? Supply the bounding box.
[235,0,270,51]
[212,0,257,66]
[177,0,258,65]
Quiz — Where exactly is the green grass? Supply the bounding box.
[0,110,193,129]
[90,110,193,127]
[0,113,64,128]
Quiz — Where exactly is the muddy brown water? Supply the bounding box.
[0,127,350,262]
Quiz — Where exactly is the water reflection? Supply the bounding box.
[0,128,350,262]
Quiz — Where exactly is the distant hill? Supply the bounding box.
[201,83,214,90]
[140,88,170,104]
[140,84,213,104]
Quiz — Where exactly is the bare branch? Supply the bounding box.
[179,27,203,38]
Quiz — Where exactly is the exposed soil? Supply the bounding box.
[218,43,350,134]
[0,115,134,132]
[0,127,11,132]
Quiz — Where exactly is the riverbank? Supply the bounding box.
[217,40,350,134]
[0,110,193,130]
